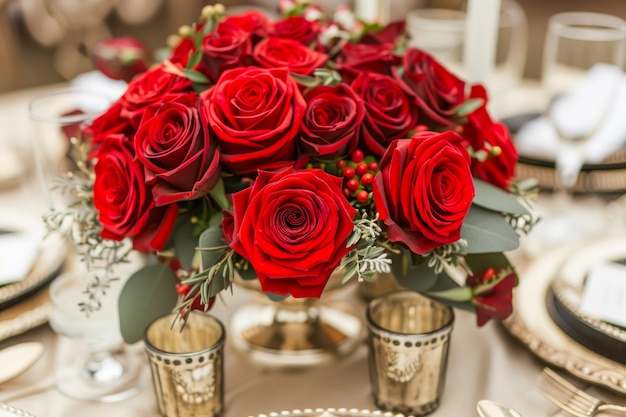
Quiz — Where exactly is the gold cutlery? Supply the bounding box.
[477,400,524,417]
[539,367,626,416]
[0,342,43,384]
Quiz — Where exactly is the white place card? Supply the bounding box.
[579,261,626,328]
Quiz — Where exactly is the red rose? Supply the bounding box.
[462,85,518,190]
[467,268,516,326]
[270,16,320,45]
[218,11,271,39]
[299,84,364,159]
[200,25,253,83]
[229,168,356,298]
[253,37,327,75]
[351,72,419,156]
[200,66,306,175]
[335,42,398,83]
[92,37,152,82]
[394,48,466,127]
[120,64,192,128]
[360,21,406,45]
[94,134,177,252]
[373,131,474,254]
[134,92,221,206]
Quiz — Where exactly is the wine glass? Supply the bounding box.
[537,12,626,244]
[48,268,141,402]
[405,0,528,116]
[28,88,111,211]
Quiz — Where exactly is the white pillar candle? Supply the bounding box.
[354,0,389,24]
[463,0,501,84]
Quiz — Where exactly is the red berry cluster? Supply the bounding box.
[337,150,379,204]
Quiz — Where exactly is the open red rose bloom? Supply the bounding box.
[79,3,532,327]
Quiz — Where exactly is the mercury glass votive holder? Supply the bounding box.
[366,291,454,416]
[144,312,225,417]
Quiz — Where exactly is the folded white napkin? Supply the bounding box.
[71,70,127,103]
[516,63,626,164]
[0,233,40,286]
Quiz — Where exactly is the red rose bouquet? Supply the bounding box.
[46,2,535,343]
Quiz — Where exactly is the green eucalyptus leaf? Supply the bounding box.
[209,211,224,227]
[465,252,514,274]
[118,264,178,344]
[461,206,520,253]
[452,98,484,117]
[289,72,319,87]
[198,225,227,270]
[390,248,439,292]
[209,177,230,210]
[173,217,196,270]
[237,265,258,280]
[266,292,290,302]
[182,69,210,84]
[473,179,529,216]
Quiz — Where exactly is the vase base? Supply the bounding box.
[230,299,363,369]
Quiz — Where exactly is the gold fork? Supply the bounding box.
[539,367,626,416]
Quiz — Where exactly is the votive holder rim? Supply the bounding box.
[366,291,455,339]
[144,311,226,360]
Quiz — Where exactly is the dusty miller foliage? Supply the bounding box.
[341,210,391,283]
[42,139,130,315]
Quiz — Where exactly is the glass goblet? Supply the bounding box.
[28,88,110,211]
[405,0,528,117]
[537,12,626,245]
[48,268,141,402]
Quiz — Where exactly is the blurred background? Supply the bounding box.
[1,0,625,93]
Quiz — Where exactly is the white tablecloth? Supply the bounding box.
[0,84,618,417]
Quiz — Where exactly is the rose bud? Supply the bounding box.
[92,37,152,82]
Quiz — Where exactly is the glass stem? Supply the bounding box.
[554,141,585,209]
[81,350,125,383]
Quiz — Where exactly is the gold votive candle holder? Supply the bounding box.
[366,291,454,416]
[144,312,225,417]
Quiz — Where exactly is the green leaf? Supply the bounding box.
[173,217,197,270]
[186,50,202,70]
[209,177,230,210]
[237,265,258,280]
[461,206,520,253]
[473,179,529,216]
[390,248,439,292]
[289,72,320,88]
[118,264,178,344]
[222,174,250,194]
[266,292,290,302]
[182,69,210,84]
[194,27,204,50]
[465,252,513,274]
[203,269,230,298]
[198,225,227,270]
[452,98,484,117]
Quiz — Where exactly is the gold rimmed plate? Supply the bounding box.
[550,241,626,365]
[503,236,626,394]
[0,233,67,311]
[0,403,36,417]
[249,408,406,417]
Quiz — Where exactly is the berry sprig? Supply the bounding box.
[337,150,379,204]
